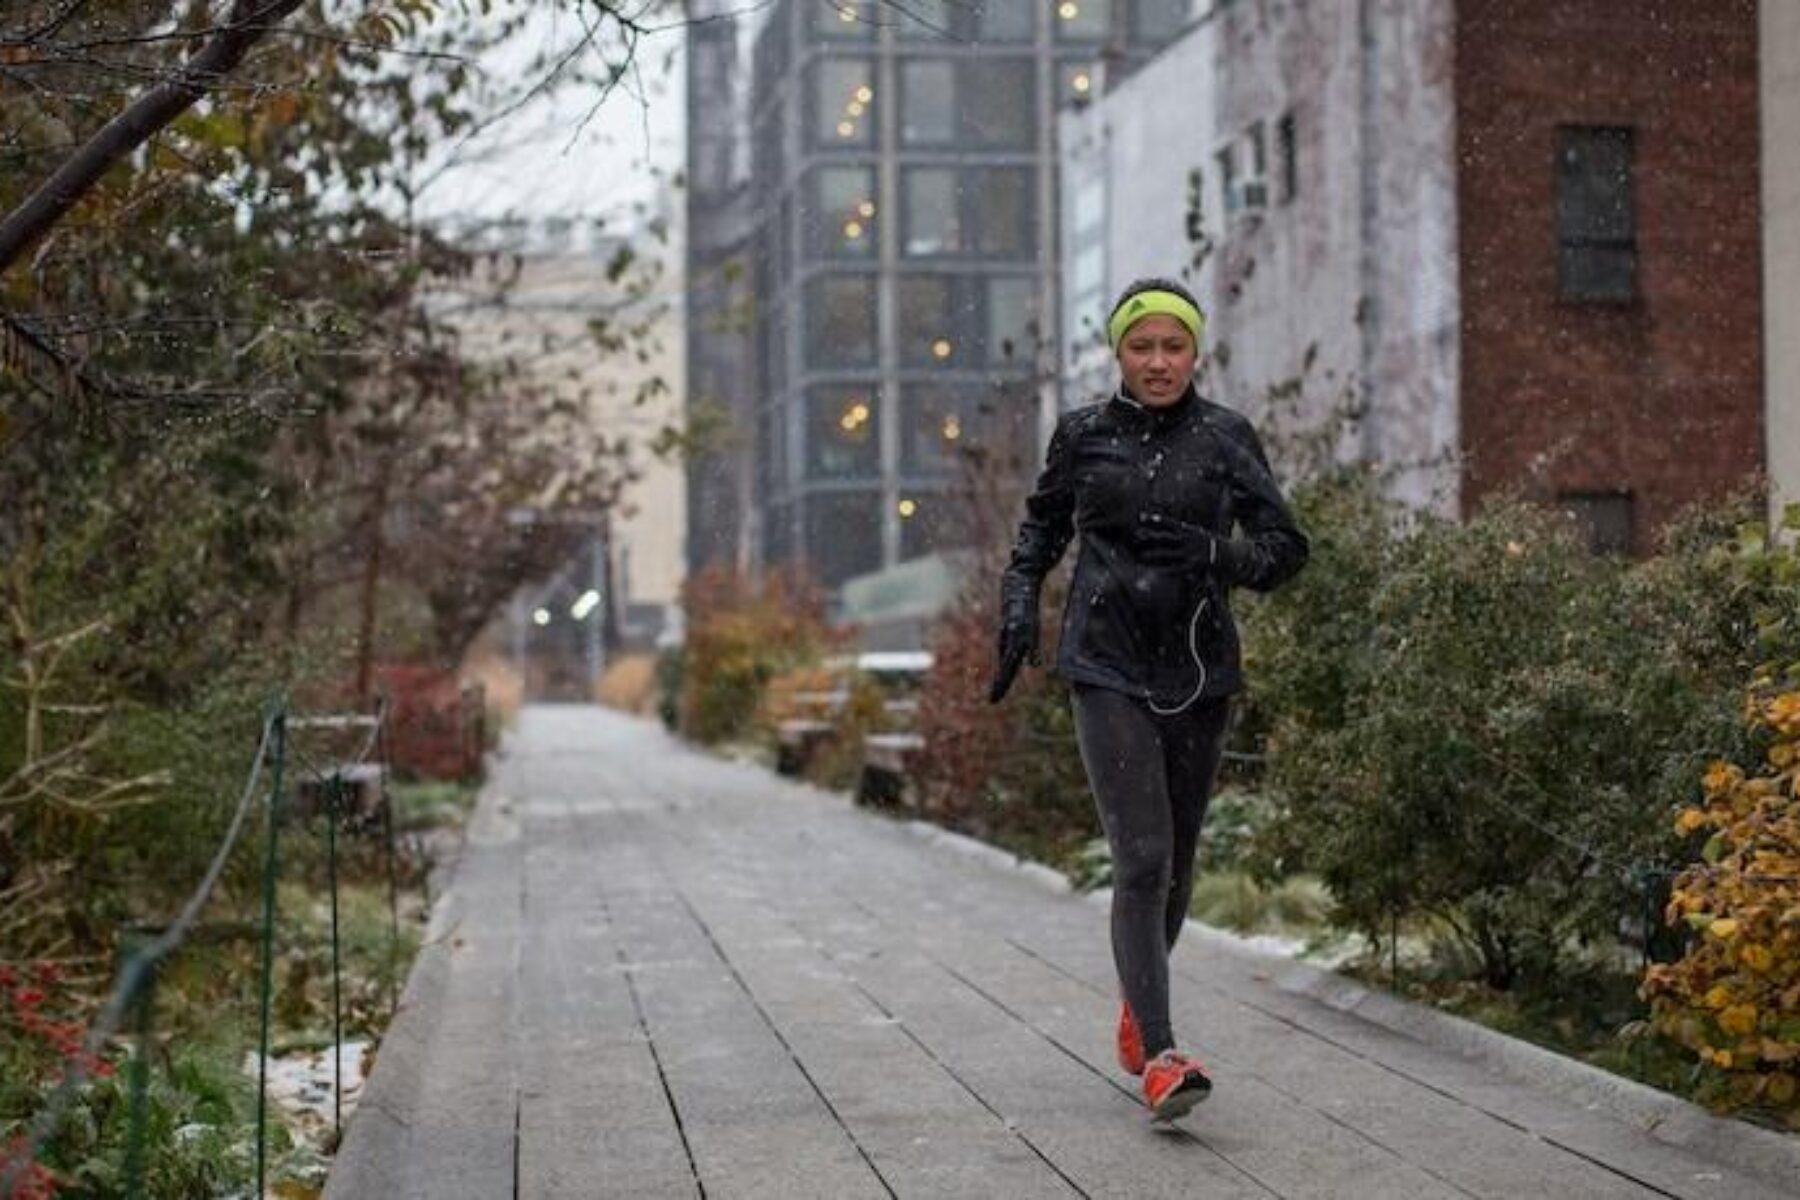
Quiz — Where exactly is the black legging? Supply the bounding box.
[1072,684,1231,1059]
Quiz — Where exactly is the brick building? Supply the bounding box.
[1062,0,1767,553]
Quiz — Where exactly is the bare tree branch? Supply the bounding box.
[0,0,309,276]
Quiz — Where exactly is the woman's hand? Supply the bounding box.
[1136,510,1229,575]
[988,612,1041,703]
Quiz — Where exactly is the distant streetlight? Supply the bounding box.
[570,589,601,620]
[533,608,552,626]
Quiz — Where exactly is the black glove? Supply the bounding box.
[987,610,1040,704]
[1137,510,1232,576]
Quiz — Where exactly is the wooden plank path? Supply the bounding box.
[326,706,1800,1199]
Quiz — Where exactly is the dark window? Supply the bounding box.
[961,60,1035,147]
[804,490,883,586]
[1558,491,1635,556]
[805,386,880,480]
[811,58,876,148]
[902,380,1035,476]
[813,1,878,40]
[899,0,1034,41]
[765,502,794,568]
[1059,60,1098,105]
[1132,0,1190,42]
[897,274,1038,367]
[1276,111,1297,204]
[805,166,878,259]
[899,59,1034,148]
[1557,126,1636,302]
[902,166,1032,258]
[1055,0,1112,40]
[806,274,877,366]
[899,489,959,560]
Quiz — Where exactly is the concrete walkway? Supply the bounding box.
[327,706,1799,1199]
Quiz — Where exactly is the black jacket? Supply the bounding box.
[1000,385,1309,705]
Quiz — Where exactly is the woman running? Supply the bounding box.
[988,277,1309,1120]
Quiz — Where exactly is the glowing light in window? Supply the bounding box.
[1058,2,1079,20]
[855,85,874,104]
[1072,72,1092,95]
[898,498,918,518]
[843,220,865,240]
[857,200,876,218]
[931,339,954,360]
[839,400,872,433]
[532,608,552,626]
[837,121,856,138]
[942,416,962,441]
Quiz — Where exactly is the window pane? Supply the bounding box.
[903,168,961,256]
[1557,491,1634,556]
[897,0,954,39]
[1059,60,1099,105]
[898,275,958,365]
[814,0,878,39]
[1132,0,1189,41]
[806,386,880,480]
[1557,125,1636,301]
[900,490,958,560]
[1055,0,1112,40]
[1559,245,1636,302]
[813,59,875,147]
[970,167,1033,257]
[987,277,1037,365]
[806,274,877,366]
[804,491,883,586]
[961,60,1035,148]
[903,385,972,476]
[1277,112,1297,203]
[980,1,1036,40]
[1558,127,1634,241]
[808,166,877,258]
[900,61,957,145]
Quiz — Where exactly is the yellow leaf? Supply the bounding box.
[1703,761,1741,796]
[1711,918,1741,939]
[1674,808,1709,835]
[1743,944,1775,973]
[1720,1004,1759,1037]
[1706,984,1733,1010]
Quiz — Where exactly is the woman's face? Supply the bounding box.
[1115,314,1198,407]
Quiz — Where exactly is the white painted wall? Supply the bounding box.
[1058,0,1458,511]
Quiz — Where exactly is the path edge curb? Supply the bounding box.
[322,761,507,1198]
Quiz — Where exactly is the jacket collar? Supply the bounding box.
[1109,381,1199,425]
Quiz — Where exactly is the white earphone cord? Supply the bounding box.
[1147,597,1209,717]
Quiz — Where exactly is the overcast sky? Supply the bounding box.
[411,6,688,232]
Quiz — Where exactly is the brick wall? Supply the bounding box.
[1455,0,1763,551]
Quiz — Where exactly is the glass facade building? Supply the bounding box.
[688,0,1193,588]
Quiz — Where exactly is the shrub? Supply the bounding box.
[913,570,1096,872]
[677,565,843,745]
[1643,688,1800,1126]
[1242,491,1778,991]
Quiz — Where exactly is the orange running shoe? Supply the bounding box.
[1142,1050,1212,1121]
[1116,1000,1146,1076]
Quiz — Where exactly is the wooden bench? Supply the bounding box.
[775,719,837,776]
[855,732,926,810]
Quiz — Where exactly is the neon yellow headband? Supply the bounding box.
[1107,290,1206,352]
